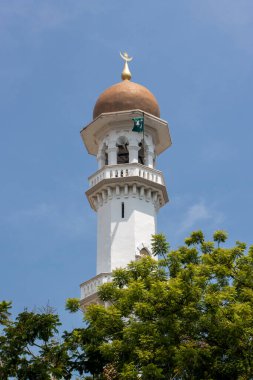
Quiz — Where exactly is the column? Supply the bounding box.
[145,146,154,168]
[128,145,139,163]
[97,153,104,169]
[107,141,117,165]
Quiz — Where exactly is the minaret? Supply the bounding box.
[80,54,172,309]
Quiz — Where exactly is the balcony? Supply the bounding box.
[88,163,165,188]
[80,273,112,300]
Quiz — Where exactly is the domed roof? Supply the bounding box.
[93,80,160,119]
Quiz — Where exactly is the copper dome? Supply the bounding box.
[93,80,160,119]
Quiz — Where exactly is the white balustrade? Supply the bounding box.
[88,163,164,188]
[80,273,112,299]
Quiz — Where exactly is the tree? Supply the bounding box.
[0,301,101,379]
[0,302,72,379]
[72,230,253,379]
[1,231,253,379]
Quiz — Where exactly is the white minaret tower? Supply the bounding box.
[80,53,171,309]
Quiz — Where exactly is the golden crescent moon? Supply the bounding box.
[120,51,133,62]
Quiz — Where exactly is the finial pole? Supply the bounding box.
[120,52,133,80]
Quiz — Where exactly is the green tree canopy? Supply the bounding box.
[1,231,253,380]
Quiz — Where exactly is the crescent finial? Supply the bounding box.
[120,51,133,80]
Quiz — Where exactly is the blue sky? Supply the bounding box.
[1,0,253,330]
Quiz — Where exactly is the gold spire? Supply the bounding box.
[120,52,133,80]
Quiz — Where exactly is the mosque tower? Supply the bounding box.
[80,53,172,309]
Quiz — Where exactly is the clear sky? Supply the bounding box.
[1,0,253,330]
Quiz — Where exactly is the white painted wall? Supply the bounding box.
[95,125,160,274]
[97,193,156,274]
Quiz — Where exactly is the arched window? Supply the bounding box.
[105,151,108,165]
[153,152,156,168]
[101,143,108,166]
[138,142,144,165]
[139,247,150,257]
[135,245,151,261]
[138,139,147,165]
[116,136,129,164]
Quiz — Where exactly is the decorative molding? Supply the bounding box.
[86,179,166,211]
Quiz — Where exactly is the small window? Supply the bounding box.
[121,202,125,218]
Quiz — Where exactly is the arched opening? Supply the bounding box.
[139,247,150,257]
[135,245,151,260]
[116,136,129,164]
[152,152,156,168]
[138,139,146,165]
[138,142,144,165]
[100,143,108,166]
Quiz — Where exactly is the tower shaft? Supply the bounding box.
[80,110,171,309]
[79,54,171,310]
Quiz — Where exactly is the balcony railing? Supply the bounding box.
[80,273,112,300]
[88,163,165,188]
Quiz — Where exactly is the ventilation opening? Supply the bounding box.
[121,202,125,218]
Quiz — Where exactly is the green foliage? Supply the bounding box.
[0,301,12,325]
[0,306,75,379]
[65,297,81,313]
[1,230,253,380]
[151,233,169,258]
[185,230,205,246]
[213,230,228,246]
[81,231,253,379]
